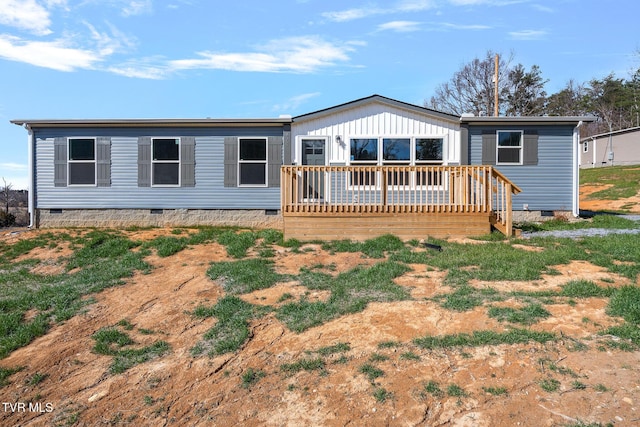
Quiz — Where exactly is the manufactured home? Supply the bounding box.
[580,126,640,168]
[12,95,592,240]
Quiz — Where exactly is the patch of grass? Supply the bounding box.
[602,323,640,348]
[580,165,640,201]
[519,214,639,232]
[571,380,587,390]
[277,293,294,303]
[192,296,266,356]
[146,235,189,257]
[369,353,389,362]
[117,319,134,331]
[0,366,23,387]
[92,328,135,355]
[192,296,267,356]
[539,358,578,378]
[92,327,170,374]
[110,341,170,374]
[607,286,640,324]
[280,358,325,374]
[400,351,420,361]
[439,286,483,311]
[277,261,410,332]
[373,387,392,403]
[424,380,444,398]
[593,383,609,392]
[482,386,508,396]
[539,378,561,392]
[0,230,149,359]
[241,368,266,389]
[414,329,556,349]
[487,303,550,325]
[447,384,467,397]
[377,341,401,349]
[359,364,384,382]
[27,372,48,386]
[217,230,257,258]
[316,342,350,356]
[322,234,405,258]
[561,280,615,298]
[207,259,287,294]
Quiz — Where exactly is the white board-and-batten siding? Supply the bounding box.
[35,136,281,210]
[292,103,461,165]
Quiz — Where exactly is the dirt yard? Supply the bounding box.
[580,185,640,213]
[1,223,639,427]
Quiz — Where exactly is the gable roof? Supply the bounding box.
[293,94,460,124]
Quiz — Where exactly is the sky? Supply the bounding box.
[0,0,639,190]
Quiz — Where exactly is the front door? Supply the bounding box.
[301,139,326,200]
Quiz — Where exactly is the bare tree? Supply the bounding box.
[1,177,13,215]
[426,50,513,116]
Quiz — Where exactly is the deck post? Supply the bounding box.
[381,168,387,211]
[505,182,513,237]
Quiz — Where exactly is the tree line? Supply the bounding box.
[426,50,640,136]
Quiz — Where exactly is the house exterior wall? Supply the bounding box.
[468,124,575,212]
[32,126,288,226]
[580,128,640,167]
[291,102,461,165]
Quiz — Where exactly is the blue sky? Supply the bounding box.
[1,0,638,189]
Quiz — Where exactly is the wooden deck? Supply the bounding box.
[281,165,521,241]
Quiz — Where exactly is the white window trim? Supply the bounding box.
[151,137,181,187]
[496,130,524,166]
[238,137,268,188]
[296,135,330,165]
[583,140,589,153]
[346,136,447,190]
[67,137,97,187]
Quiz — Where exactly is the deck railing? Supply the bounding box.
[281,165,522,236]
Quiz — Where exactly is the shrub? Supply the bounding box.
[0,211,16,227]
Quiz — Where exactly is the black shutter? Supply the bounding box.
[267,136,283,188]
[523,131,539,165]
[481,131,496,165]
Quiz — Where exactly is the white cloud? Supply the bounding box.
[0,163,27,171]
[121,0,152,17]
[377,21,422,32]
[0,0,54,35]
[439,22,491,30]
[84,21,136,56]
[273,92,321,112]
[531,3,553,13]
[169,36,358,74]
[509,29,547,40]
[397,0,436,11]
[322,7,384,22]
[0,34,102,71]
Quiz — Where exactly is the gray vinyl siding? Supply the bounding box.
[34,127,285,210]
[469,125,574,211]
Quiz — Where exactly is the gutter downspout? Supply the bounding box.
[572,121,584,217]
[24,124,35,228]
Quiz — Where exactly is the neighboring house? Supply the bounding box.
[12,95,592,239]
[580,126,640,168]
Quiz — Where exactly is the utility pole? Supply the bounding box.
[494,54,499,117]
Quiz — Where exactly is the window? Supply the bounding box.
[415,138,444,186]
[68,138,96,185]
[152,138,180,186]
[350,138,378,186]
[239,138,267,186]
[383,138,410,185]
[496,131,523,165]
[583,140,589,153]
